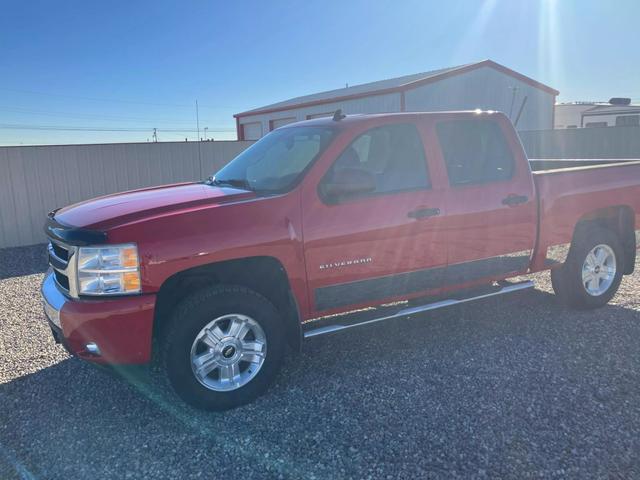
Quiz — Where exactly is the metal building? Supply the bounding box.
[234,60,558,140]
[555,100,640,129]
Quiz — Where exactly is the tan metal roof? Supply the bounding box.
[235,60,559,118]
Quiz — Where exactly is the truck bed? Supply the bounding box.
[531,159,640,272]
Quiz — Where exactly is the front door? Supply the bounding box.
[301,119,448,316]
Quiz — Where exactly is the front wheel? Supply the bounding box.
[162,285,285,410]
[551,225,624,309]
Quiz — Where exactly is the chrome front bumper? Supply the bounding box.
[42,270,67,329]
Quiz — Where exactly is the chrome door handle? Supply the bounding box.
[408,207,441,219]
[502,194,528,207]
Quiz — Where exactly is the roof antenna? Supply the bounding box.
[332,109,346,121]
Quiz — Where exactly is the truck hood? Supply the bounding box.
[54,182,256,230]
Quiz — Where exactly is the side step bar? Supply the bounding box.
[303,280,534,339]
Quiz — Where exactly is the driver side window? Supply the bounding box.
[320,123,430,202]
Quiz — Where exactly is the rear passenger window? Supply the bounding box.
[321,123,430,201]
[436,120,514,186]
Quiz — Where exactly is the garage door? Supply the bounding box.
[306,112,333,120]
[270,117,296,130]
[242,122,263,140]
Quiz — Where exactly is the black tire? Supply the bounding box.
[162,285,285,410]
[551,225,624,309]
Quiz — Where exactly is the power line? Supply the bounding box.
[0,105,225,124]
[0,123,235,133]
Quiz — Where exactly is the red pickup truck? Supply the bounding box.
[42,111,640,410]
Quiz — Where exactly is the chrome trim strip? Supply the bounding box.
[41,270,67,329]
[46,241,79,298]
[529,158,640,162]
[544,243,571,267]
[531,159,640,175]
[78,268,138,274]
[304,280,534,338]
[51,264,67,275]
[66,246,78,298]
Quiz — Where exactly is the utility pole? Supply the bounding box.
[196,100,202,177]
[195,100,201,142]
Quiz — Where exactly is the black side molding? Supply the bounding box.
[44,211,107,246]
[314,252,531,311]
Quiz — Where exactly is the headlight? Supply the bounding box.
[77,244,141,296]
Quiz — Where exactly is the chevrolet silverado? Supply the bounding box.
[42,111,640,410]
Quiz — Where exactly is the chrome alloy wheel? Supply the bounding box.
[190,314,267,392]
[581,244,616,296]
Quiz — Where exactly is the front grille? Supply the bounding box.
[48,240,74,295]
[51,242,69,262]
[53,270,70,290]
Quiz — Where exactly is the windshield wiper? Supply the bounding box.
[208,177,254,191]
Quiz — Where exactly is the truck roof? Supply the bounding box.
[282,110,505,130]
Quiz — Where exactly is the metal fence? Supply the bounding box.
[3,126,640,249]
[0,141,253,249]
[519,126,640,159]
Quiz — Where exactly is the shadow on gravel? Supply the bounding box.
[2,288,640,479]
[0,244,47,279]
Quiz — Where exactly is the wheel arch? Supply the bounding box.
[153,256,302,352]
[573,205,635,274]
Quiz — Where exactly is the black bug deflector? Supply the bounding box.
[44,210,107,246]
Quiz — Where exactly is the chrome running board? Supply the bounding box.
[303,280,534,339]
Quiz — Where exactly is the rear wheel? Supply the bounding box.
[551,226,624,309]
[162,285,285,410]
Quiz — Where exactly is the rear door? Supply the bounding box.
[301,119,448,316]
[434,114,536,288]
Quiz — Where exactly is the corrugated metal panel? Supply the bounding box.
[238,92,402,139]
[404,66,555,131]
[238,67,555,137]
[0,141,253,249]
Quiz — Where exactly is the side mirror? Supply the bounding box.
[322,167,376,200]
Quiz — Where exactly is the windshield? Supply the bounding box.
[210,126,337,193]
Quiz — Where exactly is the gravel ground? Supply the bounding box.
[1,245,639,479]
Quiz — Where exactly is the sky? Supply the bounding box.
[0,0,638,145]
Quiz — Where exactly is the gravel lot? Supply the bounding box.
[1,244,639,479]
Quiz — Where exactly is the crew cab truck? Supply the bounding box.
[42,111,640,410]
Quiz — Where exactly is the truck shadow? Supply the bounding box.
[2,286,640,479]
